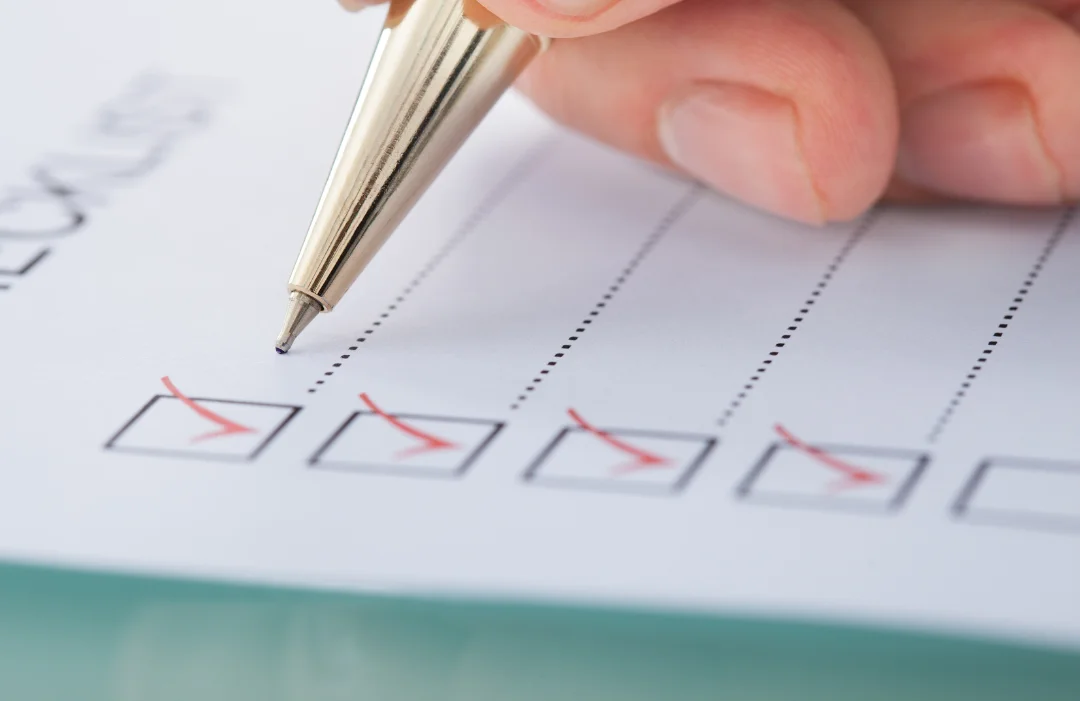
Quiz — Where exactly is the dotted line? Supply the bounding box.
[306,137,555,394]
[926,206,1076,443]
[509,186,703,410]
[717,208,882,428]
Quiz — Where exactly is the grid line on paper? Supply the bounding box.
[508,185,704,411]
[305,135,556,394]
[716,208,882,429]
[926,206,1076,444]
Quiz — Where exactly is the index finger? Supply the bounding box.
[479,0,683,37]
[337,0,684,38]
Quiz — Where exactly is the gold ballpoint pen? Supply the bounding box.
[275,0,550,353]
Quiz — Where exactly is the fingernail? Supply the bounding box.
[896,81,1063,204]
[658,82,827,225]
[530,0,619,21]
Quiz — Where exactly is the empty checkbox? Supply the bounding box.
[955,458,1080,533]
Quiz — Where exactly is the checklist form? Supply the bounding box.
[2,0,1079,656]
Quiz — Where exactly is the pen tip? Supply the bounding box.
[275,291,322,354]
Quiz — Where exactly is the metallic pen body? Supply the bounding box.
[276,0,548,352]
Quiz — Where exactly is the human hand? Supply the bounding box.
[339,0,1080,225]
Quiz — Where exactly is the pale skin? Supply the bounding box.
[338,0,1080,225]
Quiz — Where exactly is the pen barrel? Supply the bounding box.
[288,0,547,311]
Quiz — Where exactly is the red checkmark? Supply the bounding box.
[358,393,459,460]
[161,376,256,444]
[568,408,671,475]
[774,424,887,493]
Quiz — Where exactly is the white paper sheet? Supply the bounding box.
[2,0,1078,651]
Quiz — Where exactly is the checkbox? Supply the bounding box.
[524,413,715,495]
[738,427,928,513]
[105,379,300,462]
[0,243,49,275]
[310,409,503,479]
[954,458,1080,533]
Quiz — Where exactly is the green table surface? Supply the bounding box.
[0,559,1075,700]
